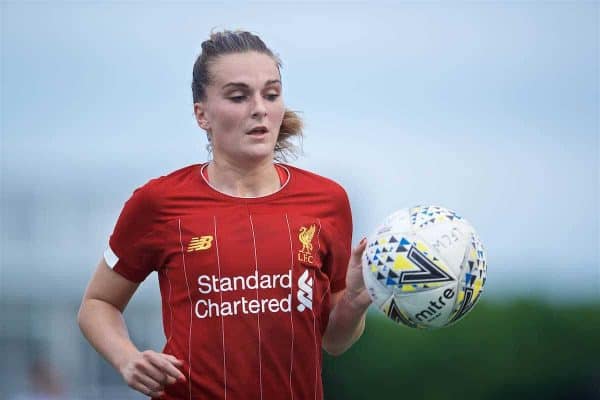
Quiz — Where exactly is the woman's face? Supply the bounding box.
[195,51,285,165]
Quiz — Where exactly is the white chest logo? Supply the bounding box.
[296,270,313,312]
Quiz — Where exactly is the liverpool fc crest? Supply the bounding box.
[298,224,316,264]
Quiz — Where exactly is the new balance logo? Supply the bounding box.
[187,236,213,252]
[296,270,313,312]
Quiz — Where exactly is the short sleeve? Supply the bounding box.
[324,186,353,293]
[104,181,163,283]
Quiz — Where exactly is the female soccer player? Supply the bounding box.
[78,30,371,400]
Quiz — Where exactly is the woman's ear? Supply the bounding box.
[194,102,210,131]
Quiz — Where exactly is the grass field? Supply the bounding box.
[323,299,600,400]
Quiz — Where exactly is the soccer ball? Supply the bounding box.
[362,205,487,329]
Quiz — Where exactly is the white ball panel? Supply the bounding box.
[415,220,474,276]
[362,250,393,309]
[394,284,458,329]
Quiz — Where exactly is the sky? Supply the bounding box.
[1,2,598,302]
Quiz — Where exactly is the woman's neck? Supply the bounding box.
[206,157,281,198]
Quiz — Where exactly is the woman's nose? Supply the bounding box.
[251,94,267,118]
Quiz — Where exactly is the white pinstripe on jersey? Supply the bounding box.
[213,216,228,400]
[178,219,193,400]
[284,213,295,400]
[248,214,264,400]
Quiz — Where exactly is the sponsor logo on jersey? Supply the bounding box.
[297,224,316,265]
[191,269,316,318]
[296,270,313,312]
[187,235,213,252]
[194,270,293,319]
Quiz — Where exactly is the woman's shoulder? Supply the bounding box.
[129,163,203,201]
[282,163,349,199]
[156,163,203,183]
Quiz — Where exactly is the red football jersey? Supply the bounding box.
[104,163,353,400]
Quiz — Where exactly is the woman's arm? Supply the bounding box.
[322,239,371,356]
[77,259,186,397]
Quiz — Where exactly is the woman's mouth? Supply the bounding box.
[247,126,268,135]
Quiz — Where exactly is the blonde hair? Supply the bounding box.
[192,29,303,161]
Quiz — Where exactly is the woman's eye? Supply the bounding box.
[229,93,279,102]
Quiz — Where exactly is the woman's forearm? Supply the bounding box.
[77,298,140,372]
[322,291,370,356]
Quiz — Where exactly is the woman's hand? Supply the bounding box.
[119,350,186,398]
[343,237,372,309]
[321,237,372,356]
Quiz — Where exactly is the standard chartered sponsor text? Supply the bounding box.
[195,270,292,319]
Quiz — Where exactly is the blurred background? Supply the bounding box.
[1,2,598,399]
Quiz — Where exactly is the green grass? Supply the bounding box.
[323,299,600,400]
